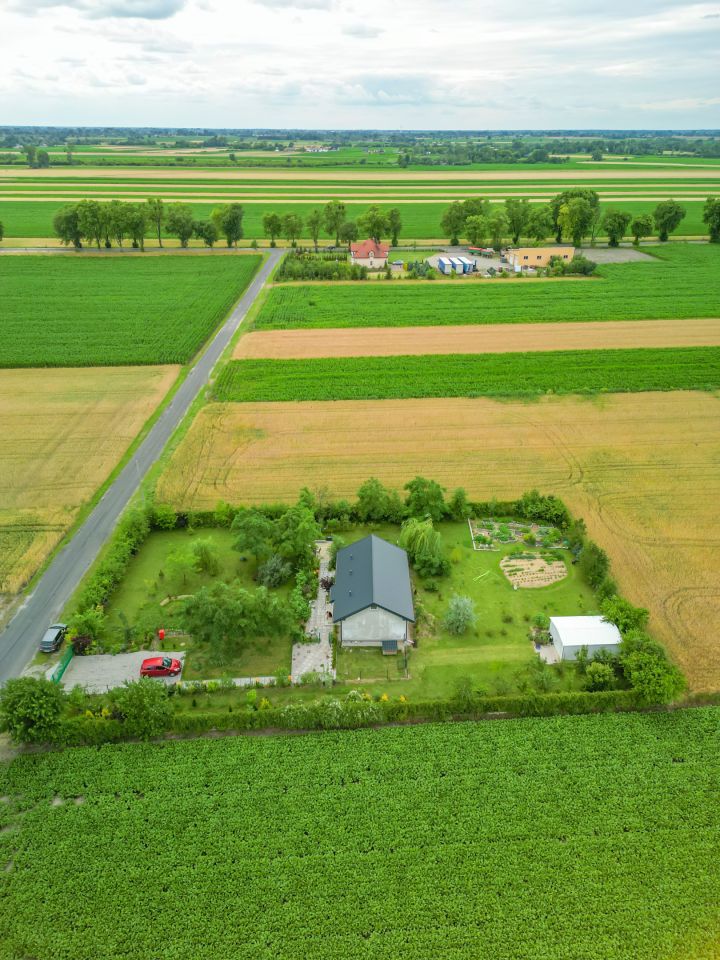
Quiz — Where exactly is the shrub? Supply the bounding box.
[622,652,685,705]
[444,595,476,635]
[111,679,173,740]
[0,677,65,743]
[257,553,293,588]
[584,661,615,692]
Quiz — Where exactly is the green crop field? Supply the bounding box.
[0,198,711,239]
[0,255,260,367]
[214,347,720,402]
[254,244,720,330]
[2,709,720,959]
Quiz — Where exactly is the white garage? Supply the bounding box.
[549,615,622,661]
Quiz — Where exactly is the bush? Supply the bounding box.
[584,661,615,692]
[111,679,173,740]
[0,677,65,743]
[444,595,476,635]
[257,553,292,588]
[621,652,685,705]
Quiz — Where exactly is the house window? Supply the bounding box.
[563,255,569,259]
[523,255,528,260]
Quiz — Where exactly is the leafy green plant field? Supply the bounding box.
[0,198,710,239]
[0,254,260,366]
[254,244,720,329]
[214,346,720,402]
[2,708,720,960]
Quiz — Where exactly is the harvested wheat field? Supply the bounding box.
[235,317,720,359]
[157,392,720,690]
[0,365,178,592]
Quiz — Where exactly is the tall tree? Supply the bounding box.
[601,209,631,247]
[125,203,148,250]
[487,209,509,249]
[440,201,466,245]
[36,149,50,168]
[0,219,4,243]
[282,213,303,247]
[357,205,388,242]
[557,197,594,246]
[262,212,282,247]
[630,213,654,246]
[504,198,531,244]
[702,196,720,242]
[404,476,447,522]
[212,203,244,247]
[66,140,75,166]
[22,144,36,167]
[387,207,402,246]
[525,205,553,242]
[167,202,194,247]
[550,189,600,242]
[53,204,83,249]
[339,220,358,250]
[306,208,323,252]
[323,199,346,246]
[232,508,275,566]
[193,220,218,247]
[77,200,104,249]
[464,215,487,247]
[146,197,165,248]
[653,199,686,242]
[108,200,129,247]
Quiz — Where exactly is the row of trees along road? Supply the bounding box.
[263,200,402,250]
[52,199,244,249]
[440,192,720,247]
[37,194,720,251]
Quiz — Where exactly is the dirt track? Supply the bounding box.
[235,318,720,359]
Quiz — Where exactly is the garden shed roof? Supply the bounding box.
[331,535,415,624]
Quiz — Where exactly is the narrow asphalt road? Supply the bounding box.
[0,249,282,682]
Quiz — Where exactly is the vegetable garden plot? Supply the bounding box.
[2,709,720,960]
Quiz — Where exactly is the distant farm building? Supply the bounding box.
[507,246,575,269]
[437,256,474,275]
[350,239,389,269]
[331,535,415,653]
[549,616,622,661]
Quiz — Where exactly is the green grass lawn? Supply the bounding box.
[3,708,720,960]
[334,522,596,697]
[252,243,720,330]
[102,528,293,679]
[0,254,260,366]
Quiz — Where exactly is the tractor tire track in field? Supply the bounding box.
[0,249,283,682]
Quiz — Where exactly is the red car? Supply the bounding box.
[140,656,182,678]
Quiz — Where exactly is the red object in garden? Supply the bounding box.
[158,628,166,641]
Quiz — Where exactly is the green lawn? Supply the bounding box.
[3,708,720,960]
[335,522,596,697]
[0,254,260,366]
[102,528,293,679]
[252,243,720,330]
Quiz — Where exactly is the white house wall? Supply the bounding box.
[341,608,407,646]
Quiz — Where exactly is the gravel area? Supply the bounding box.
[58,650,185,693]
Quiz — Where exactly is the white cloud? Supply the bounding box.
[342,23,382,38]
[251,0,333,8]
[9,0,186,18]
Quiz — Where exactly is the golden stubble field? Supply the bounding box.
[235,318,720,359]
[0,365,179,593]
[157,392,720,691]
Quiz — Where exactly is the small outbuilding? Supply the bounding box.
[331,535,415,652]
[549,615,622,661]
[350,239,390,269]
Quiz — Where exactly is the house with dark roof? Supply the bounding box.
[350,238,389,269]
[331,534,415,654]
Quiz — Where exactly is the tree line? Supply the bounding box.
[440,193,720,247]
[52,199,245,249]
[262,200,402,250]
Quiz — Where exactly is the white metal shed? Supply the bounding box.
[549,615,622,661]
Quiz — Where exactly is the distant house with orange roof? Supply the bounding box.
[350,238,390,269]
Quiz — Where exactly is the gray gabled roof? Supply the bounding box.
[331,534,415,623]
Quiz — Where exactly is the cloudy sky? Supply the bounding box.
[1,0,719,129]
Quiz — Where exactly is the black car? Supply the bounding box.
[39,623,67,654]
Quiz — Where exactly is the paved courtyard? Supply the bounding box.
[57,650,185,693]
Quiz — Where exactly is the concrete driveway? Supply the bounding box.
[57,650,185,693]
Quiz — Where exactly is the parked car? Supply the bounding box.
[39,623,67,654]
[140,656,182,678]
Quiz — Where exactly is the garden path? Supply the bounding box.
[291,541,335,681]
